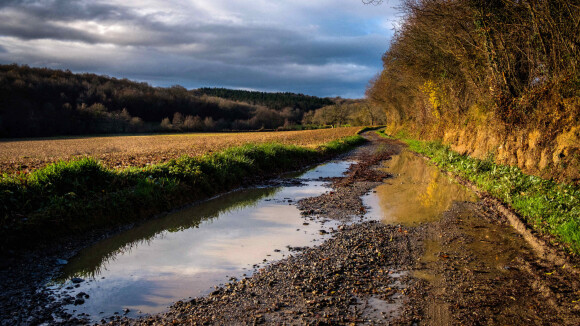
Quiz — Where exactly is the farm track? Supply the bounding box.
[114,133,580,325]
[0,128,360,174]
[2,132,580,325]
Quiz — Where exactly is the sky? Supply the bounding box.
[0,0,400,98]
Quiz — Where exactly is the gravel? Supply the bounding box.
[4,132,580,325]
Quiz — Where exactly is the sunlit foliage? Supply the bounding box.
[368,0,579,133]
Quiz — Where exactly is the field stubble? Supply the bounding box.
[0,128,360,174]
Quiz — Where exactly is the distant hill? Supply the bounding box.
[193,87,333,111]
[0,64,333,138]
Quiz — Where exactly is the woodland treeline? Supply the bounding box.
[0,64,376,138]
[367,0,579,137]
[302,99,386,127]
[192,88,333,111]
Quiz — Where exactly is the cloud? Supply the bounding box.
[0,0,399,97]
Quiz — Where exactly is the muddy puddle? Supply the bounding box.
[362,149,479,323]
[358,270,408,321]
[48,161,354,321]
[46,147,540,324]
[364,149,546,324]
[363,150,478,225]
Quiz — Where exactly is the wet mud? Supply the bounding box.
[3,132,580,325]
[107,133,580,325]
[406,197,580,325]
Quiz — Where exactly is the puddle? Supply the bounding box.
[298,161,353,180]
[361,297,395,322]
[413,239,443,283]
[362,149,478,324]
[452,209,530,277]
[48,160,354,321]
[363,150,478,226]
[358,271,408,322]
[418,203,534,325]
[364,149,538,324]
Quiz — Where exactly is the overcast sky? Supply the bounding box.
[0,0,400,98]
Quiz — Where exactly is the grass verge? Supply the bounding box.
[356,126,386,134]
[377,130,580,254]
[0,135,365,251]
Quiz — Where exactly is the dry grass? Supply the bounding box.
[0,128,360,173]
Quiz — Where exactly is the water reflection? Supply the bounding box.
[51,161,351,320]
[59,187,278,280]
[364,150,477,226]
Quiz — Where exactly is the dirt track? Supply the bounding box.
[3,133,580,325]
[104,132,580,325]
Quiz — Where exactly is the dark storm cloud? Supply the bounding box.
[0,0,398,97]
[0,0,130,23]
[0,11,98,43]
[0,0,172,45]
[164,24,387,67]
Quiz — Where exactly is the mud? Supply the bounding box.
[106,133,580,325]
[407,198,580,325]
[3,132,580,325]
[113,221,422,325]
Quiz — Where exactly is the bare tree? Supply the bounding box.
[362,0,384,4]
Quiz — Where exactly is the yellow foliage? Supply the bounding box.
[418,171,440,208]
[553,126,580,164]
[420,80,447,119]
[467,103,492,125]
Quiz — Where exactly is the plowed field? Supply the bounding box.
[0,127,360,173]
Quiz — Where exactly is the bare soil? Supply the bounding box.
[0,128,360,174]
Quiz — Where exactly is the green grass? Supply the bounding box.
[356,126,386,134]
[0,135,365,250]
[377,129,580,253]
